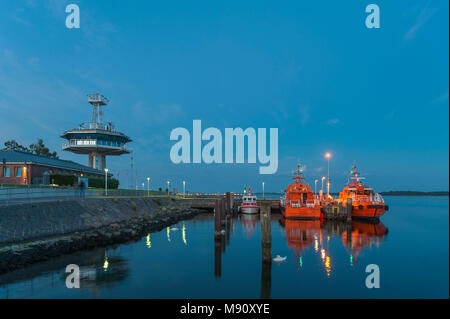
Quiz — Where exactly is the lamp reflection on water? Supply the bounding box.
[182,223,187,245]
[146,234,151,248]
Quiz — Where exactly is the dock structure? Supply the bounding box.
[322,198,353,221]
[191,196,356,222]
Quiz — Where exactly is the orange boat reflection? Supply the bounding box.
[279,217,388,270]
[342,220,388,262]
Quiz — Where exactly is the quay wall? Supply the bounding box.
[0,197,206,273]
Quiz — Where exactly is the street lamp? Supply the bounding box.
[104,168,109,196]
[262,182,265,199]
[314,179,318,195]
[167,181,170,197]
[147,177,150,197]
[183,180,186,198]
[325,153,331,198]
[321,176,325,196]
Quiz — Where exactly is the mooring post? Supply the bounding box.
[214,199,221,238]
[260,202,272,263]
[347,198,352,222]
[220,198,226,228]
[214,199,223,277]
[260,202,272,298]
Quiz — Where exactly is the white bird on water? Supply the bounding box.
[170,227,179,231]
[273,255,287,263]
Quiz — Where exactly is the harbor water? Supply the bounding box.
[0,196,448,299]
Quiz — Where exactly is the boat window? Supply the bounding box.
[364,190,372,195]
[357,190,364,195]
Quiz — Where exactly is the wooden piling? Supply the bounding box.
[214,199,221,238]
[225,192,231,215]
[220,198,226,228]
[346,198,352,222]
[214,199,223,277]
[260,202,272,264]
[260,202,272,298]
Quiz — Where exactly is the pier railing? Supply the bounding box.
[0,185,99,206]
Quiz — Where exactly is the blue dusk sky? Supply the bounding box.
[0,0,448,193]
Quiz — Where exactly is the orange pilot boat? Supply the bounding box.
[338,164,389,219]
[280,163,322,219]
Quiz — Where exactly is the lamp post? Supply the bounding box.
[315,179,318,195]
[167,181,170,197]
[321,176,325,196]
[104,168,109,196]
[147,177,150,197]
[183,180,186,199]
[262,182,265,199]
[325,153,331,198]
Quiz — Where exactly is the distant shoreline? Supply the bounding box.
[254,191,449,197]
[380,191,449,197]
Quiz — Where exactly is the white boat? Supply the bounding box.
[239,187,259,214]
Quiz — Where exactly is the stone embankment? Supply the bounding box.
[0,197,205,273]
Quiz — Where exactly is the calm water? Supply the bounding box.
[0,196,448,299]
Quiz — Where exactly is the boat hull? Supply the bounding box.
[240,206,260,214]
[281,205,322,219]
[351,204,388,219]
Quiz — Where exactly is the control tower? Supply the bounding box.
[61,93,132,171]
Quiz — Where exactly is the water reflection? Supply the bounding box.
[239,214,259,238]
[0,212,391,299]
[0,247,129,298]
[279,217,388,276]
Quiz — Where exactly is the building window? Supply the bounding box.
[4,167,10,177]
[16,167,22,177]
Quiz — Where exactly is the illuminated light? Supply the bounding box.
[299,256,303,268]
[325,152,331,159]
[103,258,109,271]
[325,256,331,277]
[166,227,171,242]
[182,223,187,245]
[146,234,151,248]
[350,254,353,267]
[321,249,325,260]
[314,239,319,252]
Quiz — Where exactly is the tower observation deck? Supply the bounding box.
[61,93,132,171]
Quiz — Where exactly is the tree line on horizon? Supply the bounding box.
[1,139,58,159]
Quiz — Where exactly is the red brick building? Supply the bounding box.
[0,150,107,185]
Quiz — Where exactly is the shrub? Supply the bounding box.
[50,174,77,186]
[88,176,119,189]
